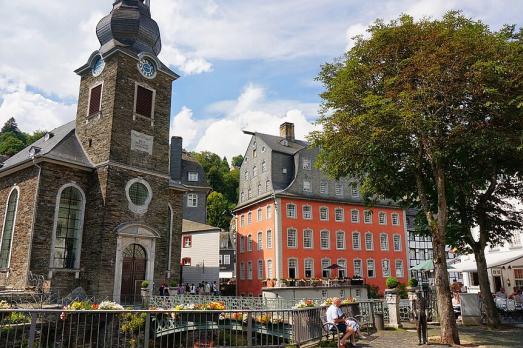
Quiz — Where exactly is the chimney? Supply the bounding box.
[170,136,183,181]
[279,122,295,141]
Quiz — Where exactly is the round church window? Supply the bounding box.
[126,178,152,214]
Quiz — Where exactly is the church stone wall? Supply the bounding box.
[0,167,39,289]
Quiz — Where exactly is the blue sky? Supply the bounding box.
[0,0,521,160]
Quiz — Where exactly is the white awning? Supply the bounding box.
[452,250,523,272]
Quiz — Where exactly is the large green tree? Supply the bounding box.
[207,192,235,230]
[311,12,522,344]
[0,118,46,157]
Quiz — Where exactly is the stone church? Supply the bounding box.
[0,0,186,303]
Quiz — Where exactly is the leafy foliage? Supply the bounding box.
[408,278,419,288]
[386,277,399,289]
[207,192,235,230]
[0,118,46,157]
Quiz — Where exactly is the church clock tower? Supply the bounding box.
[72,0,182,302]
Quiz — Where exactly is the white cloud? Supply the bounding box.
[171,84,319,160]
[346,23,370,51]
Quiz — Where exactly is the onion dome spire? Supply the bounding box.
[96,0,161,56]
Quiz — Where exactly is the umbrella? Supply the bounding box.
[410,259,455,271]
[324,264,341,270]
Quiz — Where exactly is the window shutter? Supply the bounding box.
[136,86,154,118]
[88,84,102,116]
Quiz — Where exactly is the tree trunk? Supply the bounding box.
[432,226,460,345]
[473,246,500,328]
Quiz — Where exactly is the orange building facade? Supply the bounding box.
[236,196,409,296]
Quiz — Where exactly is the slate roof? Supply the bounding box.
[247,131,308,155]
[182,219,221,234]
[0,121,93,173]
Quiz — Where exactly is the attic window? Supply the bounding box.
[88,84,103,117]
[134,85,155,118]
[281,139,289,146]
[28,146,41,158]
[44,133,54,141]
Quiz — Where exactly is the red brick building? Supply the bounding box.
[235,123,409,296]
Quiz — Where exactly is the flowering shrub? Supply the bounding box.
[255,313,285,325]
[64,301,96,310]
[98,301,124,310]
[0,300,10,309]
[219,312,246,321]
[293,299,315,309]
[321,298,334,307]
[341,297,356,305]
[173,302,225,311]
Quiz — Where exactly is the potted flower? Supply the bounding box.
[140,280,151,298]
[298,279,306,287]
[311,279,322,287]
[385,277,399,292]
[407,278,419,290]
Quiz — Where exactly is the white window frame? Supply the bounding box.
[364,210,372,224]
[247,234,253,251]
[365,232,374,251]
[304,258,314,279]
[320,230,330,250]
[224,255,231,265]
[303,205,313,220]
[335,182,343,196]
[382,259,391,277]
[287,228,298,248]
[336,231,346,250]
[248,212,252,224]
[391,213,400,226]
[320,181,329,194]
[247,261,253,280]
[303,180,312,192]
[393,234,402,251]
[187,171,199,182]
[303,158,312,170]
[266,230,273,249]
[266,205,272,219]
[335,208,344,222]
[320,207,329,221]
[352,232,361,250]
[395,259,404,278]
[257,259,264,279]
[0,187,20,270]
[239,262,245,280]
[353,259,363,277]
[288,258,299,279]
[367,259,376,278]
[378,212,387,225]
[239,236,245,253]
[257,232,263,250]
[351,209,360,223]
[351,183,359,197]
[266,259,273,279]
[337,258,347,278]
[262,161,267,173]
[303,229,313,249]
[322,258,331,278]
[240,215,245,227]
[257,208,262,222]
[287,204,297,218]
[187,193,198,208]
[380,233,389,251]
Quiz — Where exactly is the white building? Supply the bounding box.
[180,220,221,285]
[453,231,523,293]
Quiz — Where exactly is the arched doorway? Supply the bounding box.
[120,244,147,304]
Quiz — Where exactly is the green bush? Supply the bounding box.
[170,280,178,288]
[408,278,419,287]
[141,280,150,289]
[367,284,381,299]
[398,283,408,299]
[386,277,399,289]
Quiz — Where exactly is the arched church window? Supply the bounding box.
[0,188,19,269]
[52,185,85,269]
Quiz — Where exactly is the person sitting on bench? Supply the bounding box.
[326,297,355,347]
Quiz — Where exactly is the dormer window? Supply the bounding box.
[28,146,41,158]
[281,139,289,146]
[44,132,54,141]
[134,84,155,119]
[303,159,312,170]
[88,83,103,117]
[188,172,198,182]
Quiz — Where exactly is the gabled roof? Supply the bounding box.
[182,219,221,234]
[244,131,307,155]
[0,121,93,173]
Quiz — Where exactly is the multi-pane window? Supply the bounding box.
[182,236,192,248]
[266,180,271,192]
[391,213,400,226]
[365,232,374,250]
[257,184,262,195]
[0,189,18,269]
[335,182,343,196]
[335,208,344,222]
[88,84,102,116]
[320,207,329,221]
[240,215,245,227]
[188,172,199,182]
[267,260,273,279]
[364,210,372,224]
[353,259,363,277]
[303,229,313,249]
[303,180,312,192]
[320,181,328,194]
[267,205,272,219]
[266,230,272,249]
[337,259,347,278]
[393,235,401,251]
[380,234,389,251]
[303,205,312,219]
[247,234,253,251]
[352,232,361,250]
[257,209,262,221]
[288,259,298,279]
[187,193,198,208]
[336,231,346,250]
[351,209,360,223]
[247,261,253,280]
[514,269,523,287]
[253,166,258,177]
[241,192,245,202]
[135,85,154,118]
[248,212,252,224]
[287,229,297,248]
[257,260,264,279]
[287,204,297,218]
[239,262,245,280]
[262,161,267,173]
[248,189,252,199]
[239,236,245,252]
[378,212,387,225]
[244,171,249,180]
[367,259,375,278]
[382,259,390,277]
[351,183,359,197]
[52,186,84,269]
[322,258,331,278]
[257,232,263,250]
[395,260,404,278]
[303,158,312,170]
[304,259,313,278]
[320,230,330,249]
[224,255,230,265]
[182,257,191,266]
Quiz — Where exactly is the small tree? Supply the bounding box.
[1,117,21,135]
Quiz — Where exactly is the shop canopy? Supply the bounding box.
[410,259,455,271]
[451,250,523,273]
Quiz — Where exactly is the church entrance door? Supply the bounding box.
[120,244,147,304]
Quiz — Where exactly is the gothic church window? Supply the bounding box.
[0,188,19,269]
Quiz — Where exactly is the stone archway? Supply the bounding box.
[113,224,159,303]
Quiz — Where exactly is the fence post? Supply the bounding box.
[144,313,151,348]
[28,313,37,348]
[247,312,253,346]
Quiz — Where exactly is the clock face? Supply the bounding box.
[92,56,105,77]
[138,58,156,79]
